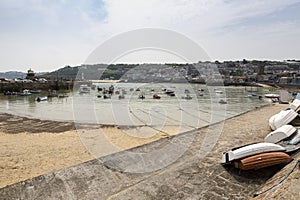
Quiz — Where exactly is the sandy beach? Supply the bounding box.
[0,113,192,188]
[0,103,299,199]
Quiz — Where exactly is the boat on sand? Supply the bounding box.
[232,152,292,170]
[269,109,298,130]
[221,142,285,164]
[265,125,296,143]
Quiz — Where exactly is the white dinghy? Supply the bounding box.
[269,109,298,130]
[221,142,285,164]
[265,125,296,143]
[289,99,300,111]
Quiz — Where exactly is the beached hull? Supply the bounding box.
[221,142,285,164]
[233,152,292,170]
[265,125,296,143]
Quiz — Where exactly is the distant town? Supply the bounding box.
[1,60,300,92]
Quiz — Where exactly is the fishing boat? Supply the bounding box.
[19,89,32,96]
[221,142,285,164]
[36,96,48,102]
[265,125,296,143]
[269,109,298,130]
[232,152,292,170]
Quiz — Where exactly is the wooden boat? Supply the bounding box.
[233,152,292,170]
[269,110,298,130]
[265,125,296,143]
[221,142,285,164]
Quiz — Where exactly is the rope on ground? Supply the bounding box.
[253,159,300,198]
[128,107,171,137]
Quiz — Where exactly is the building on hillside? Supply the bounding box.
[26,68,35,80]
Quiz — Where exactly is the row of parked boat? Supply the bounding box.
[222,96,300,170]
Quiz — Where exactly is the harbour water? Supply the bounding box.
[0,83,272,128]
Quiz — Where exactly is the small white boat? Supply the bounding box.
[165,88,174,94]
[221,142,285,164]
[215,90,223,94]
[36,96,48,102]
[265,125,296,143]
[265,94,280,98]
[79,85,91,94]
[269,110,298,130]
[289,99,300,111]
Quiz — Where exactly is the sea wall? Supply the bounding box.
[0,81,73,92]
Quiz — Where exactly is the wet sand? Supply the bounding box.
[0,103,299,199]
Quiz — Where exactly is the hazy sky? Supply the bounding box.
[0,0,300,72]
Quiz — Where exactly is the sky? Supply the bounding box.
[0,0,300,72]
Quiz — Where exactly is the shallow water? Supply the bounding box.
[0,83,272,127]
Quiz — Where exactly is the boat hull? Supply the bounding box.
[233,152,292,170]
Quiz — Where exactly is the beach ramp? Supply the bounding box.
[0,105,292,199]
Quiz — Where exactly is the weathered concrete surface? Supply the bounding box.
[253,153,300,200]
[0,104,295,199]
[0,113,75,134]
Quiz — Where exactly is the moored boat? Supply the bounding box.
[265,94,280,98]
[36,96,48,102]
[79,85,91,94]
[30,90,41,94]
[153,93,161,99]
[19,89,32,96]
[219,99,227,104]
[232,152,292,170]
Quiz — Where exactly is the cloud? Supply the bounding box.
[0,0,300,71]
